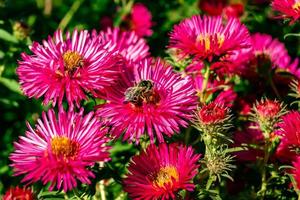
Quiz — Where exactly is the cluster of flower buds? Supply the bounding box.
[251,98,286,138]
[193,101,232,144]
[193,100,235,186]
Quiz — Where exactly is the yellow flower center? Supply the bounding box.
[51,136,79,158]
[152,166,179,188]
[62,50,84,73]
[196,33,225,51]
[293,2,300,10]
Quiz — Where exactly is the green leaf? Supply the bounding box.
[0,29,18,43]
[0,77,22,94]
[225,146,248,153]
[284,33,300,40]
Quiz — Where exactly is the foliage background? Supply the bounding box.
[1,0,300,199]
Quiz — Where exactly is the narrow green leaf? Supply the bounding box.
[284,33,300,40]
[0,77,22,94]
[0,29,18,43]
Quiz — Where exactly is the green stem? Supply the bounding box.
[200,65,210,103]
[113,0,134,27]
[184,126,192,144]
[58,0,85,31]
[206,174,216,190]
[258,138,271,199]
[94,162,106,200]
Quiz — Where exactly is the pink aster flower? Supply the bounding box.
[96,58,197,143]
[272,0,300,23]
[277,111,300,154]
[130,3,153,37]
[99,27,149,63]
[3,186,35,200]
[292,156,300,190]
[123,143,201,200]
[215,88,237,108]
[17,29,120,108]
[169,15,251,62]
[10,108,110,191]
[251,33,300,78]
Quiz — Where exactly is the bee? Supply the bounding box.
[124,80,155,106]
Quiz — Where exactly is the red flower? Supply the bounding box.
[223,3,245,18]
[3,187,35,200]
[255,99,281,120]
[292,156,300,190]
[199,0,226,16]
[272,0,300,23]
[275,111,300,162]
[196,101,229,125]
[124,143,201,200]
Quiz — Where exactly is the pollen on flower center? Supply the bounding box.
[293,2,300,10]
[62,50,84,73]
[152,166,179,188]
[196,33,225,51]
[51,136,79,158]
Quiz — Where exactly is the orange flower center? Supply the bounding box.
[293,2,300,10]
[196,33,225,51]
[62,50,84,73]
[51,136,79,158]
[152,166,179,188]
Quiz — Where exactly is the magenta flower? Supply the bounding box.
[169,15,251,62]
[195,101,229,125]
[17,29,120,108]
[274,111,300,161]
[233,123,264,162]
[97,58,197,143]
[251,33,300,78]
[130,3,153,37]
[292,156,300,190]
[99,27,149,63]
[10,108,110,191]
[272,0,300,23]
[123,143,201,200]
[3,186,35,200]
[214,88,237,108]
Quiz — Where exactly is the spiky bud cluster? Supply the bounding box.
[201,145,236,181]
[3,186,35,200]
[193,101,232,143]
[13,21,30,41]
[251,98,286,137]
[289,79,300,102]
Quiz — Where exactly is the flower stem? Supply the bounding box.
[58,0,85,31]
[113,0,134,27]
[258,137,271,199]
[94,162,106,200]
[184,126,192,144]
[200,65,210,103]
